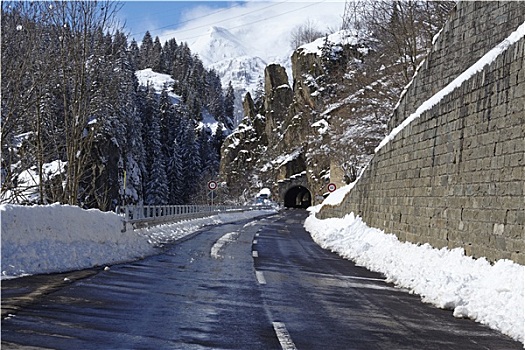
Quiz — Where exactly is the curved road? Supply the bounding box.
[2,210,521,349]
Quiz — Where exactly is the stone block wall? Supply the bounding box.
[388,1,525,132]
[319,2,525,264]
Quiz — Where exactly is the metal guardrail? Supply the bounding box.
[115,204,272,224]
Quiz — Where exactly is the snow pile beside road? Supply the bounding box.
[1,204,276,279]
[304,211,524,344]
[1,204,154,279]
[137,210,275,247]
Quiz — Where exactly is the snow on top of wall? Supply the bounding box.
[375,20,525,153]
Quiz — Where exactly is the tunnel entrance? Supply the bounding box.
[284,186,312,208]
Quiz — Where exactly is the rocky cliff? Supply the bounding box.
[219,30,400,205]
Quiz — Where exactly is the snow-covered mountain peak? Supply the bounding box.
[188,25,293,125]
[191,26,253,67]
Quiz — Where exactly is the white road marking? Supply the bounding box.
[210,232,240,259]
[252,251,259,258]
[272,322,297,350]
[255,233,260,237]
[253,239,258,244]
[255,270,266,285]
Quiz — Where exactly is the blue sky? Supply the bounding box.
[116,0,346,58]
[118,1,245,41]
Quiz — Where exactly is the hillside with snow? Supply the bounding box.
[135,68,223,135]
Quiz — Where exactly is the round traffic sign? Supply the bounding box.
[327,183,337,192]
[207,180,218,190]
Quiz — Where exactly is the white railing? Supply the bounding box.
[115,204,272,224]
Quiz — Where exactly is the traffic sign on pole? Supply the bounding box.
[327,183,337,192]
[207,181,217,191]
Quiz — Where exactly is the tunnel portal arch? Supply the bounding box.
[284,185,312,208]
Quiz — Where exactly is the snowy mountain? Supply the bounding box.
[192,26,253,66]
[188,26,293,124]
[208,55,267,92]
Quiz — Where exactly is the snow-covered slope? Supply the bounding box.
[135,68,181,104]
[135,68,221,133]
[208,55,267,92]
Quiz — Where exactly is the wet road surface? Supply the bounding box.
[2,210,522,349]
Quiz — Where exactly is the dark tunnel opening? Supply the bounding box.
[284,186,312,208]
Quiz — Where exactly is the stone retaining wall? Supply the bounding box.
[318,2,525,264]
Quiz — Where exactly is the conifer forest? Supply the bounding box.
[1,1,236,210]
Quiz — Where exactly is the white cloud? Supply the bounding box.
[158,1,346,62]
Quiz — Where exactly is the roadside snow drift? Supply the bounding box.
[1,204,154,278]
[1,204,275,279]
[304,211,524,343]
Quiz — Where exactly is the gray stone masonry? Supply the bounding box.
[318,2,525,264]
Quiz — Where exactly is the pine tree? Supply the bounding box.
[198,128,218,180]
[129,39,140,69]
[179,119,201,203]
[161,38,178,74]
[167,138,184,204]
[139,31,153,69]
[159,88,176,153]
[152,36,162,72]
[142,88,168,204]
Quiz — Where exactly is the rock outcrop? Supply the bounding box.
[219,30,395,204]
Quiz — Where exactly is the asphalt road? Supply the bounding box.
[2,210,521,349]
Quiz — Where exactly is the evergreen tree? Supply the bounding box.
[179,119,201,203]
[205,70,225,123]
[161,38,178,74]
[145,132,169,205]
[158,88,176,154]
[152,36,163,72]
[142,88,168,204]
[167,138,184,204]
[138,31,153,69]
[198,127,218,180]
[129,39,140,69]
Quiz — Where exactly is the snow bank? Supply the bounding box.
[1,204,276,280]
[1,204,154,279]
[304,212,525,343]
[137,210,275,247]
